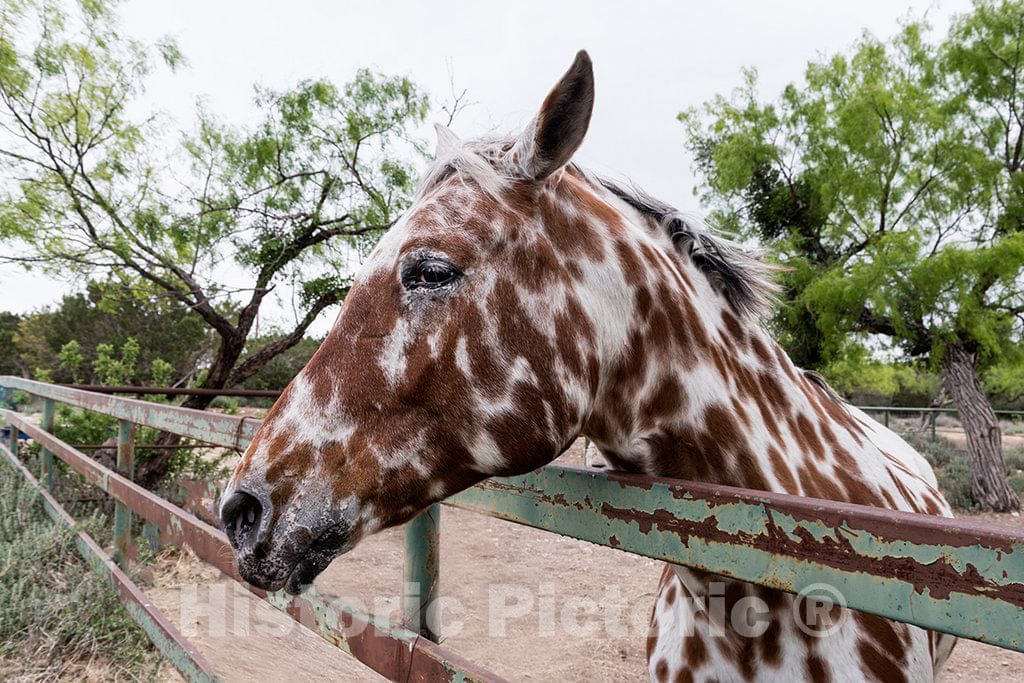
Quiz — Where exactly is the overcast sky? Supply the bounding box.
[0,0,973,335]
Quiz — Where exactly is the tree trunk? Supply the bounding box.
[134,338,242,488]
[134,387,226,488]
[918,381,949,433]
[133,317,321,488]
[941,342,1019,512]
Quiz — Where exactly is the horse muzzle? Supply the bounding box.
[220,487,352,594]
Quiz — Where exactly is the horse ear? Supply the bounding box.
[434,123,462,159]
[520,50,594,181]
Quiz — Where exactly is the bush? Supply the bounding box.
[937,457,975,511]
[0,464,159,678]
[901,431,959,469]
[209,395,240,413]
[1004,446,1024,474]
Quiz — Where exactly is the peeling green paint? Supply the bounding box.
[447,466,1024,652]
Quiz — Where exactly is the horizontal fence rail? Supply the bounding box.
[0,441,220,682]
[0,380,500,683]
[857,405,1024,416]
[447,467,1024,651]
[3,375,1024,667]
[56,384,282,398]
[1,376,261,449]
[0,410,500,683]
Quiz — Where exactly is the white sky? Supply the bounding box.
[0,0,972,335]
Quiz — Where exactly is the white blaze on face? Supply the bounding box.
[379,317,411,385]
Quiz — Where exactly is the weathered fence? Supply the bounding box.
[2,375,1023,681]
[857,404,1024,440]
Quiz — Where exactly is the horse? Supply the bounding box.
[221,51,956,682]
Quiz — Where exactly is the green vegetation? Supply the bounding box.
[12,279,209,385]
[891,428,1024,510]
[681,0,1024,511]
[0,0,428,485]
[0,462,159,679]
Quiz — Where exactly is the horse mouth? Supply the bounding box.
[238,523,351,595]
[282,530,350,595]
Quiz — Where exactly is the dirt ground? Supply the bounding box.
[141,437,1024,683]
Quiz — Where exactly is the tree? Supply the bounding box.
[0,1,429,485]
[238,333,321,393]
[0,311,21,375]
[12,279,210,383]
[681,9,1024,511]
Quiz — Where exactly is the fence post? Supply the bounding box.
[884,410,890,429]
[113,420,136,567]
[40,398,55,489]
[6,419,16,456]
[930,412,937,444]
[403,503,440,642]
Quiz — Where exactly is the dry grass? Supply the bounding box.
[0,461,162,681]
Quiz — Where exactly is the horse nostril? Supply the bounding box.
[221,490,264,550]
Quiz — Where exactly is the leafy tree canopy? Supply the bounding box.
[680,0,1024,510]
[680,14,1024,373]
[0,0,429,407]
[12,278,210,383]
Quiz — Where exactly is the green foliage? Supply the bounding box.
[984,352,1024,408]
[0,0,428,403]
[937,457,977,510]
[12,279,210,385]
[92,337,139,386]
[53,403,117,447]
[903,431,958,468]
[149,357,174,387]
[57,340,84,383]
[209,395,239,414]
[0,464,158,678]
[681,6,1024,377]
[240,333,321,392]
[0,311,20,375]
[825,346,940,404]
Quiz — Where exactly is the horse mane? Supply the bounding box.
[597,178,780,319]
[418,136,779,319]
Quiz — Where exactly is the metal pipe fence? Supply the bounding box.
[2,375,1024,680]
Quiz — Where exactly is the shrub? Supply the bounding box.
[901,431,958,469]
[1003,446,1024,474]
[0,464,159,678]
[937,457,975,511]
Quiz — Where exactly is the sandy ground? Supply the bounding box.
[141,437,1024,682]
[145,506,1024,682]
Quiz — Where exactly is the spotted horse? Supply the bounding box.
[221,51,957,682]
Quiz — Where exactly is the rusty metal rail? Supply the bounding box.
[57,384,282,398]
[4,375,1024,670]
[0,441,220,682]
[0,376,260,449]
[447,466,1024,651]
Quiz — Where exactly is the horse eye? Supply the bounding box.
[403,258,461,291]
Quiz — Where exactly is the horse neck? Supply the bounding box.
[582,250,862,495]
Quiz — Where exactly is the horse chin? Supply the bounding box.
[281,526,353,595]
[236,521,352,595]
[281,547,346,595]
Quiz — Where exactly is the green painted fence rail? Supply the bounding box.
[3,375,1024,677]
